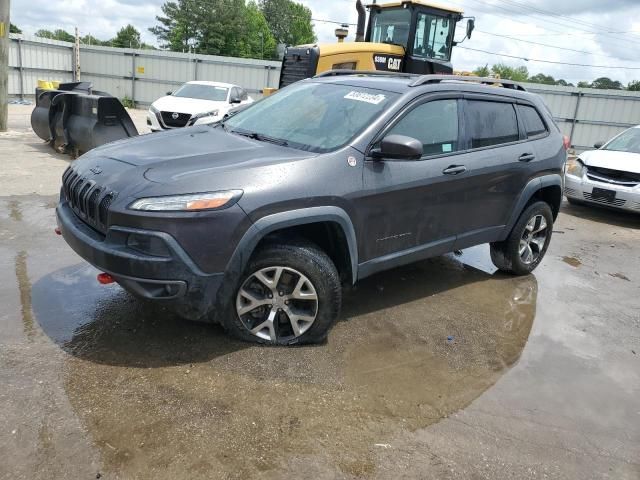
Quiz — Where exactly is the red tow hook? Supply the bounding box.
[97,273,115,285]
[54,227,62,235]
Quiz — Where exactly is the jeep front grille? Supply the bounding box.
[62,167,114,234]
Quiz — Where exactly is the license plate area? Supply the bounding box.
[591,187,616,202]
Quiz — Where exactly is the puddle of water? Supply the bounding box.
[9,200,23,221]
[562,256,582,268]
[31,255,537,479]
[609,272,630,281]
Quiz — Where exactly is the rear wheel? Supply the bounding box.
[225,242,341,345]
[490,201,554,275]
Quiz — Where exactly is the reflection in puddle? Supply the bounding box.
[32,251,537,479]
[14,250,34,339]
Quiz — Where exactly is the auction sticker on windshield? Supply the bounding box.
[344,91,386,105]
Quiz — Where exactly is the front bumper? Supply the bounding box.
[564,174,640,213]
[56,200,224,320]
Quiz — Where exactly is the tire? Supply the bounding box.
[490,201,554,276]
[223,242,341,345]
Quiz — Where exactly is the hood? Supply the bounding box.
[151,95,228,115]
[580,149,640,174]
[84,126,315,185]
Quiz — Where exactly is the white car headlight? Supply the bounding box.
[193,110,219,120]
[129,190,242,212]
[565,158,585,177]
[149,104,160,114]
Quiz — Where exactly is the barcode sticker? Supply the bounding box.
[344,91,386,105]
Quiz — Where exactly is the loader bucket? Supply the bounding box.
[31,82,138,156]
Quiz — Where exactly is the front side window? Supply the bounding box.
[414,13,454,61]
[173,84,229,102]
[465,100,519,149]
[386,99,459,156]
[371,8,412,46]
[603,127,640,154]
[224,82,398,153]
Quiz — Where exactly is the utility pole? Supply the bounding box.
[0,0,10,132]
[74,27,80,81]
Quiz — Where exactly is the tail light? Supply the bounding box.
[563,135,571,151]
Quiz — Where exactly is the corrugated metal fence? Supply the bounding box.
[8,34,281,105]
[521,82,640,153]
[8,35,640,152]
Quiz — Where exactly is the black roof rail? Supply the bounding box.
[409,75,527,91]
[313,69,419,79]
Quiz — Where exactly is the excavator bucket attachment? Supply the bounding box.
[31,82,139,157]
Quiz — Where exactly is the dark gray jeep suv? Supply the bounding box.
[56,72,566,345]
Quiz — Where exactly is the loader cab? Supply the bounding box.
[366,1,466,74]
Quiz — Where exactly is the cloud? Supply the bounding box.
[10,0,640,84]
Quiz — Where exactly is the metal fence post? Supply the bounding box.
[131,52,136,105]
[569,92,583,145]
[193,57,198,80]
[17,37,23,99]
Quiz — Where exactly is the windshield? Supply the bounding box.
[371,8,412,46]
[172,84,229,102]
[414,13,454,61]
[224,82,398,153]
[604,128,640,154]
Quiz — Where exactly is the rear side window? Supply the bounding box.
[517,105,547,137]
[387,99,459,156]
[465,100,519,149]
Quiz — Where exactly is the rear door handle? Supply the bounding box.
[443,165,467,175]
[519,153,536,162]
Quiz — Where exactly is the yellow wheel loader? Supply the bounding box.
[277,0,474,89]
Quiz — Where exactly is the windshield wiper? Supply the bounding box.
[230,129,288,147]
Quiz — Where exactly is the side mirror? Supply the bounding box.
[230,95,242,104]
[594,141,604,149]
[466,18,475,39]
[371,135,423,160]
[166,91,173,96]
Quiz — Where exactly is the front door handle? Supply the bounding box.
[443,165,467,175]
[519,153,536,162]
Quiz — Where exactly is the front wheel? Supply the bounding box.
[490,201,554,275]
[224,242,342,345]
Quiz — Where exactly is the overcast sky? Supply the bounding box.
[10,0,640,84]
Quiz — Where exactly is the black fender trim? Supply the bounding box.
[211,207,359,321]
[499,174,563,241]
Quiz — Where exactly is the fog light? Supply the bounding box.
[126,233,170,257]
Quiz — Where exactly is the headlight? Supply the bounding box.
[129,190,242,212]
[565,158,585,177]
[193,110,219,120]
[149,104,160,114]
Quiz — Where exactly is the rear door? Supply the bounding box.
[450,96,532,250]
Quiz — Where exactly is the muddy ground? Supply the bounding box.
[1,105,639,479]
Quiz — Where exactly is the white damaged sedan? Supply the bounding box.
[564,126,640,213]
[147,81,253,132]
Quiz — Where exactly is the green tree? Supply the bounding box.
[491,63,529,82]
[555,79,574,87]
[242,1,277,58]
[81,34,109,46]
[591,77,623,90]
[150,0,201,51]
[628,80,640,91]
[111,24,142,48]
[35,29,75,42]
[10,23,22,34]
[260,0,316,46]
[528,73,556,85]
[472,64,490,77]
[577,81,591,88]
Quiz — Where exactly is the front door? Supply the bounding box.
[358,96,465,264]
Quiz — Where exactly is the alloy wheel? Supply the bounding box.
[235,266,318,342]
[519,214,548,265]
